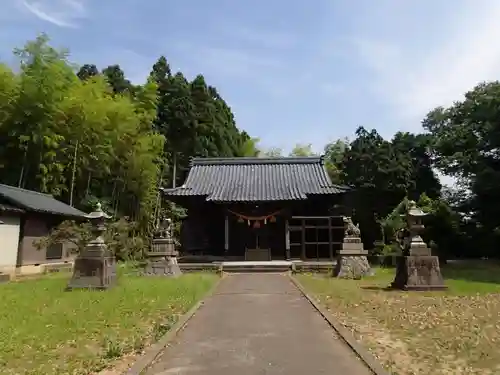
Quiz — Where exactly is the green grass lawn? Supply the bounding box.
[297,262,500,375]
[0,271,219,375]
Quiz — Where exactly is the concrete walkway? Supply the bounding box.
[145,273,373,375]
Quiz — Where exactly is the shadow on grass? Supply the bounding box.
[441,260,500,285]
[361,285,398,292]
[368,260,500,285]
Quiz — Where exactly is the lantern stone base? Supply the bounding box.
[333,239,373,279]
[67,245,117,290]
[143,257,181,277]
[391,255,447,291]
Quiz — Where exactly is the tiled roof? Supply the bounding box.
[162,156,349,202]
[0,184,86,217]
[0,203,25,213]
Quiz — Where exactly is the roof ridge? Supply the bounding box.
[163,156,349,202]
[191,156,324,166]
[0,183,54,198]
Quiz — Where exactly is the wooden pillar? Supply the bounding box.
[285,219,290,260]
[328,217,333,260]
[224,214,229,252]
[301,219,306,260]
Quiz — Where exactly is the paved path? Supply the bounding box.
[145,273,373,375]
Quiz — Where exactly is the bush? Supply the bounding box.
[371,241,401,256]
[35,217,149,261]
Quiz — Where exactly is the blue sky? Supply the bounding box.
[2,0,500,157]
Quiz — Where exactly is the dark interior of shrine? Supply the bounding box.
[178,194,349,261]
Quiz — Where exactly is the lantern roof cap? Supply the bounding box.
[407,200,428,217]
[85,202,111,220]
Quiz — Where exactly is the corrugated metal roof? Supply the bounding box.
[162,156,349,202]
[0,184,86,217]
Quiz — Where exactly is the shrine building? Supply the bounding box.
[161,156,352,261]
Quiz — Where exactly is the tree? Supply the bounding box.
[238,133,260,157]
[391,132,441,199]
[35,217,146,261]
[0,35,166,235]
[149,56,171,84]
[101,64,134,95]
[76,64,99,81]
[423,81,500,256]
[323,138,348,183]
[2,34,79,193]
[148,67,253,187]
[289,143,316,156]
[416,193,465,260]
[340,127,413,248]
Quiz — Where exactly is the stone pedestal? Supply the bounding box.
[143,237,181,277]
[408,237,432,256]
[391,255,447,290]
[67,241,117,290]
[144,257,181,276]
[333,238,373,279]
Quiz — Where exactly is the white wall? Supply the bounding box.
[0,214,21,273]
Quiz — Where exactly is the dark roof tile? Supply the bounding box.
[0,204,25,214]
[0,184,86,217]
[162,156,349,202]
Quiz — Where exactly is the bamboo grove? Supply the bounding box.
[0,35,256,234]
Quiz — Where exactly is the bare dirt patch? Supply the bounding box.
[298,264,500,375]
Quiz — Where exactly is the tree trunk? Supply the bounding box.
[172,152,177,188]
[69,140,79,206]
[18,147,28,188]
[85,171,92,196]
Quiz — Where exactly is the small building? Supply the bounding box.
[162,157,351,261]
[0,183,86,276]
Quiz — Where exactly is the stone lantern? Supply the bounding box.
[143,217,181,277]
[67,202,117,290]
[391,200,446,290]
[406,201,430,255]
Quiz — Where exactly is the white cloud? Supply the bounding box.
[19,0,87,28]
[351,1,500,121]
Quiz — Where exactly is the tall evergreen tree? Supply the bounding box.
[76,64,99,81]
[101,64,134,95]
[341,127,413,247]
[391,132,441,199]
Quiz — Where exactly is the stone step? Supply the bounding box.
[179,261,336,274]
[179,263,219,272]
[222,265,290,273]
